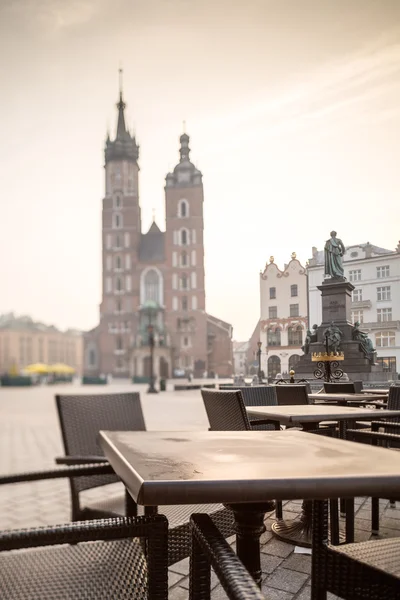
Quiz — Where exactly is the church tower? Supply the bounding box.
[164,133,208,376]
[98,74,141,376]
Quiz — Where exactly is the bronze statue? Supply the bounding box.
[324,231,345,279]
[323,321,343,353]
[302,329,312,354]
[310,324,318,342]
[352,321,375,356]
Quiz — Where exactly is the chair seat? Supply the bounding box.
[0,538,147,599]
[332,537,400,578]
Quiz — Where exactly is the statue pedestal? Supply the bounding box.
[295,278,387,381]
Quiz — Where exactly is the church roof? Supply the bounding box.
[139,221,165,262]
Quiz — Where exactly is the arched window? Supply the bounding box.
[113,213,123,229]
[376,331,396,347]
[144,269,160,303]
[268,356,281,379]
[267,327,281,347]
[115,255,122,270]
[178,199,189,218]
[181,274,188,290]
[289,354,300,371]
[181,229,188,245]
[288,326,303,346]
[181,251,188,266]
[114,195,122,209]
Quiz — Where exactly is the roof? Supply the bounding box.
[206,313,233,333]
[309,242,396,267]
[139,222,165,262]
[233,341,249,352]
[0,313,82,334]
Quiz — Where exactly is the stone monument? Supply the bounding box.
[295,231,384,381]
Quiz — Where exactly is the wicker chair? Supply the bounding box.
[0,464,168,599]
[190,513,265,599]
[324,381,363,394]
[311,498,400,600]
[55,391,235,565]
[275,384,310,406]
[223,386,277,430]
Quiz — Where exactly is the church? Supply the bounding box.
[83,84,233,380]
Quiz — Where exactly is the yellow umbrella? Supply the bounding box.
[25,363,49,374]
[49,363,75,374]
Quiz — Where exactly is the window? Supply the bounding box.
[125,254,131,270]
[181,274,188,290]
[290,284,298,297]
[126,275,132,292]
[289,354,300,370]
[172,296,178,310]
[172,252,178,267]
[116,336,123,350]
[183,336,189,347]
[377,286,391,301]
[376,357,396,372]
[115,234,122,248]
[192,296,198,310]
[377,265,390,278]
[113,213,122,228]
[116,299,122,313]
[288,326,302,345]
[267,355,281,378]
[181,251,188,266]
[115,255,122,270]
[144,270,160,303]
[352,289,362,302]
[269,287,276,300]
[191,272,197,289]
[115,277,123,292]
[351,309,364,324]
[106,277,112,293]
[267,327,281,347]
[124,233,130,247]
[172,274,178,290]
[106,255,112,271]
[106,234,112,249]
[114,195,122,209]
[375,331,396,347]
[178,199,189,218]
[269,306,277,319]
[181,229,188,245]
[290,304,299,317]
[192,230,197,244]
[377,308,392,322]
[182,296,188,311]
[191,250,196,266]
[349,270,361,282]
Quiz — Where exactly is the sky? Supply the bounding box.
[1,0,400,340]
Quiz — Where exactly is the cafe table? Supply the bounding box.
[246,404,400,546]
[100,429,400,586]
[308,392,388,407]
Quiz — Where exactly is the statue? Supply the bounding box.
[323,321,343,353]
[324,231,345,279]
[310,324,318,342]
[302,330,312,354]
[352,321,375,356]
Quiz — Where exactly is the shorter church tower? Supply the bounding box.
[164,133,208,376]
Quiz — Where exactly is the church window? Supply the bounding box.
[182,296,188,311]
[191,250,196,266]
[172,252,178,267]
[191,272,197,289]
[115,234,122,248]
[192,229,197,244]
[114,195,122,209]
[183,336,189,347]
[113,213,123,229]
[178,199,189,218]
[144,269,160,303]
[181,251,188,266]
[115,255,122,270]
[172,274,178,290]
[116,277,123,292]
[126,275,132,292]
[181,229,188,245]
[192,296,198,310]
[181,274,188,290]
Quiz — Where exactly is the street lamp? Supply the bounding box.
[147,323,158,394]
[257,341,263,384]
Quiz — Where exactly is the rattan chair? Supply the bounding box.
[55,391,235,565]
[274,384,310,405]
[190,513,265,599]
[0,463,168,599]
[224,386,277,430]
[324,381,363,394]
[311,498,400,600]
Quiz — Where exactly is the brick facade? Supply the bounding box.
[84,86,232,379]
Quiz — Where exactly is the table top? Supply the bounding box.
[247,404,400,424]
[361,389,390,395]
[99,429,400,506]
[308,393,388,402]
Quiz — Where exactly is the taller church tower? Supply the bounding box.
[164,133,208,376]
[97,77,142,375]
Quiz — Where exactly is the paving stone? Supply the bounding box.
[265,567,309,594]
[262,537,294,558]
[260,552,284,574]
[168,585,188,599]
[260,585,294,599]
[169,570,186,587]
[169,557,190,576]
[211,584,230,599]
[282,553,311,574]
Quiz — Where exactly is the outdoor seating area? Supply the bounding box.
[1,380,400,599]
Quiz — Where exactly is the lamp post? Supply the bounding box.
[147,323,158,394]
[257,341,263,384]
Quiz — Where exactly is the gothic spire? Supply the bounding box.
[116,68,127,139]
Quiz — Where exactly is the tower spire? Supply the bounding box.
[116,67,127,139]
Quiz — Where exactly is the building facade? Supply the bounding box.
[84,86,232,379]
[233,341,250,375]
[308,241,400,375]
[0,313,83,374]
[259,253,308,378]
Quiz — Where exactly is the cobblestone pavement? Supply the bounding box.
[1,382,400,599]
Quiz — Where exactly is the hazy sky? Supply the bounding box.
[1,0,400,340]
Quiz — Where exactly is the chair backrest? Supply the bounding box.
[201,389,251,431]
[234,386,277,407]
[56,392,146,493]
[386,386,400,425]
[275,385,309,406]
[324,382,356,394]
